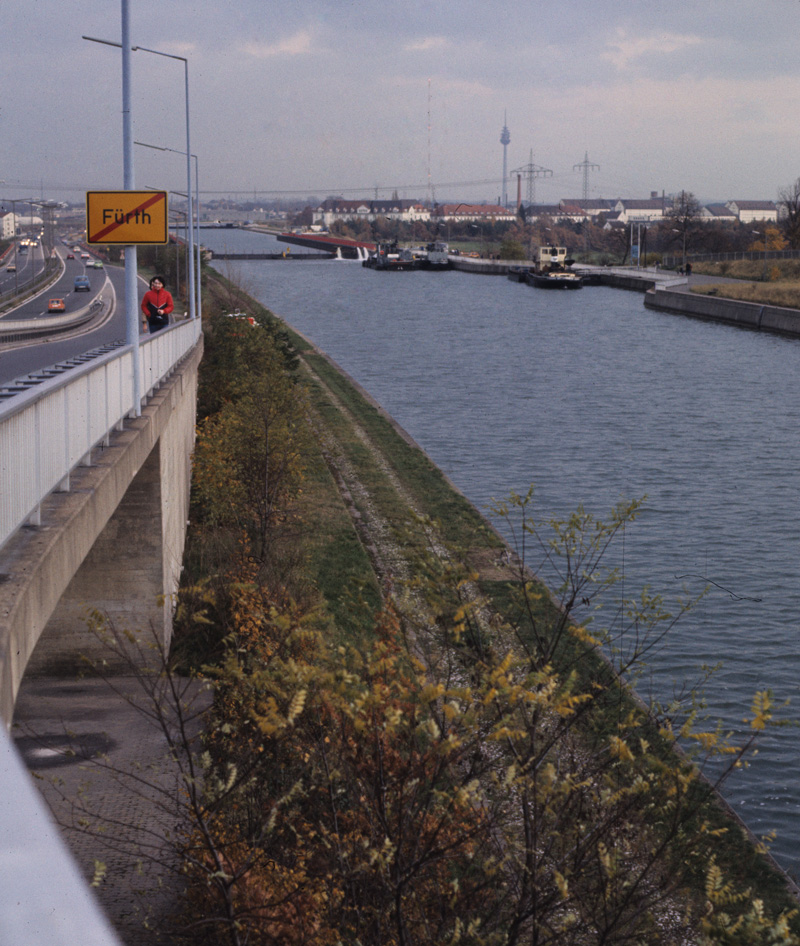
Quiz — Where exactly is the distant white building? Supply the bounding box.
[699,203,738,223]
[523,203,586,224]
[557,199,617,221]
[313,198,430,227]
[0,211,15,240]
[613,199,667,224]
[725,200,778,224]
[433,203,517,223]
[13,215,43,228]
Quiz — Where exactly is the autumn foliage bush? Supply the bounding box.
[179,519,797,946]
[170,299,799,945]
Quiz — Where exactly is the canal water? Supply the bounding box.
[204,228,800,877]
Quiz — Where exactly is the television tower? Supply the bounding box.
[500,112,511,207]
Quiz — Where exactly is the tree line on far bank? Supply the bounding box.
[289,180,800,267]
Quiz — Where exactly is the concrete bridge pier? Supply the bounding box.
[0,338,202,722]
[26,401,194,676]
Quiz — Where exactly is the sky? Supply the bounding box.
[4,0,800,207]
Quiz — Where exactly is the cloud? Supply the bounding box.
[243,29,314,58]
[403,36,451,52]
[602,27,702,70]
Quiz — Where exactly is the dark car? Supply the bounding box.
[66,253,75,260]
[74,275,91,292]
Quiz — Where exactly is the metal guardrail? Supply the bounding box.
[0,297,109,346]
[0,318,202,554]
[661,249,800,268]
[0,256,61,313]
[0,271,111,346]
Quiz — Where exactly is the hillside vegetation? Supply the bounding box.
[692,259,800,309]
[166,271,800,945]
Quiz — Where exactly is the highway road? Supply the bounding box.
[0,244,142,386]
[0,240,47,296]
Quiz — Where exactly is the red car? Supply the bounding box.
[66,253,75,260]
[47,298,66,313]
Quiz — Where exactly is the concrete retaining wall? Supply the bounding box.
[598,272,658,292]
[644,288,800,338]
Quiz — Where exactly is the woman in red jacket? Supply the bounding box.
[140,275,174,334]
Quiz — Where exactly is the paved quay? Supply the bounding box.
[12,673,210,945]
[575,264,742,291]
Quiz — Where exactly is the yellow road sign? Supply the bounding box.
[86,190,168,245]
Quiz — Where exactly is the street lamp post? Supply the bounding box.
[470,222,483,257]
[671,228,687,273]
[752,230,768,281]
[2,197,34,295]
[147,184,193,314]
[193,153,201,319]
[83,17,198,408]
[169,210,187,298]
[132,45,196,321]
[25,200,48,293]
[634,223,647,269]
[136,141,200,320]
[82,0,143,415]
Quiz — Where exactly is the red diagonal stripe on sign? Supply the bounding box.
[89,192,166,242]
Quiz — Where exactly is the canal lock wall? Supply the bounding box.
[451,256,800,339]
[644,288,800,339]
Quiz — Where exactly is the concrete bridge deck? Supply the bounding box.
[0,332,202,722]
[1,319,202,944]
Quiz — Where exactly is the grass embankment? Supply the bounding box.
[691,259,800,309]
[175,269,800,944]
[296,325,799,931]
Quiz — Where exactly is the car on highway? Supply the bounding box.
[80,252,90,260]
[47,298,66,312]
[6,263,16,271]
[74,275,91,291]
[66,253,75,259]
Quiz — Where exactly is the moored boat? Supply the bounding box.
[526,270,583,289]
[363,241,420,271]
[417,240,451,270]
[526,244,583,289]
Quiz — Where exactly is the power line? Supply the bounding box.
[7,177,516,199]
[9,171,582,202]
[200,178,512,197]
[511,151,553,205]
[573,151,600,201]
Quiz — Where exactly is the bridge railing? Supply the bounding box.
[0,722,124,945]
[0,319,202,554]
